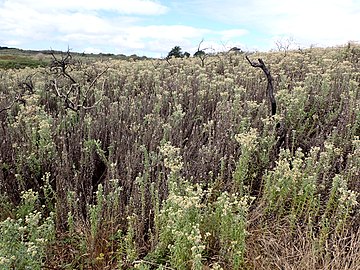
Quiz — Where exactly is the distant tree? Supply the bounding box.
[183,51,190,58]
[275,36,295,57]
[229,47,242,53]
[194,39,209,67]
[167,46,184,59]
[193,50,206,57]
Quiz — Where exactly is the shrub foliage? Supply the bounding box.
[0,44,359,269]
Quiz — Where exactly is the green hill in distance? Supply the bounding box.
[0,46,148,69]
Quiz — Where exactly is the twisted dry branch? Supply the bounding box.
[0,93,22,114]
[49,50,108,112]
[246,55,277,116]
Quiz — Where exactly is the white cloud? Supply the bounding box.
[0,0,248,56]
[262,0,360,45]
[220,29,248,40]
[184,0,360,47]
[128,25,210,41]
[2,40,21,46]
[1,0,357,56]
[2,0,168,15]
[59,24,211,52]
[0,0,204,55]
[55,13,113,35]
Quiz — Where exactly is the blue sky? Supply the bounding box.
[0,0,359,57]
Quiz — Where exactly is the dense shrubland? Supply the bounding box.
[0,44,359,269]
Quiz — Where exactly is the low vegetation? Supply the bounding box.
[0,43,359,269]
[0,55,48,69]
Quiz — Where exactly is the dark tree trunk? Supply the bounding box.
[245,56,277,116]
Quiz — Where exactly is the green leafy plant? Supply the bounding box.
[0,189,55,270]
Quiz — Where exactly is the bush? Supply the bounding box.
[0,44,359,269]
[0,190,55,269]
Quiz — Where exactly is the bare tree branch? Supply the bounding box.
[246,55,277,116]
[0,93,21,114]
[194,39,210,67]
[84,66,109,98]
[18,74,36,94]
[49,50,108,112]
[51,79,78,112]
[49,49,77,84]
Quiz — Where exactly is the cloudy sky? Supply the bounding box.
[0,0,359,57]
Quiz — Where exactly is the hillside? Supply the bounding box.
[0,44,359,269]
[0,46,148,69]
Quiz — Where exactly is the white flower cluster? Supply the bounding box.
[25,211,42,226]
[216,192,255,217]
[0,205,54,269]
[234,128,258,152]
[171,103,186,123]
[21,189,38,205]
[159,141,183,174]
[339,187,359,208]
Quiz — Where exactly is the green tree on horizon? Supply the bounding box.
[167,46,188,59]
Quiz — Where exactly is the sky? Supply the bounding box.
[0,0,359,57]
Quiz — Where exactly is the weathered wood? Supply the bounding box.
[245,55,277,116]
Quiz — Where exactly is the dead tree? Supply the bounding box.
[194,39,210,67]
[246,56,288,164]
[245,55,276,116]
[49,49,108,112]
